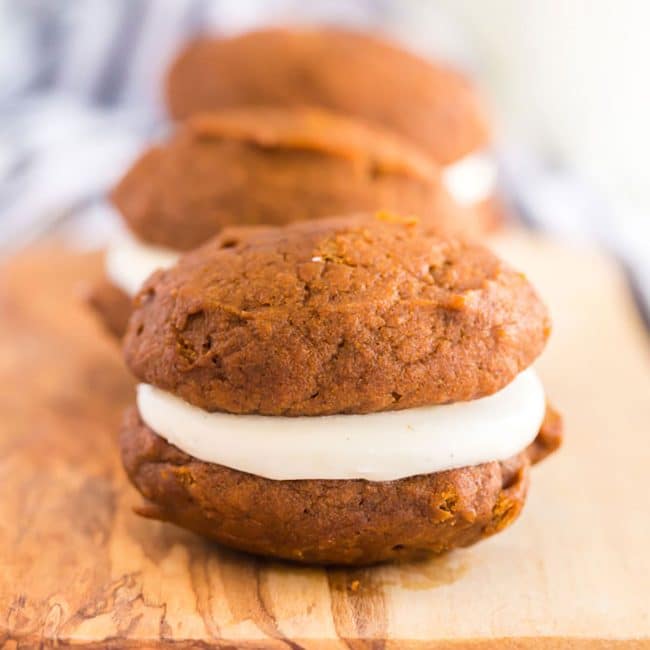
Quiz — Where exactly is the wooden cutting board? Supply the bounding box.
[0,232,648,649]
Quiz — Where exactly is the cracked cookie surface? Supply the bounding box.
[123,214,550,415]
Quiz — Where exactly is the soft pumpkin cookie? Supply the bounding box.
[119,214,562,565]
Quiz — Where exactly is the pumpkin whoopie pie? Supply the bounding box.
[120,213,562,566]
[89,106,471,338]
[166,27,504,229]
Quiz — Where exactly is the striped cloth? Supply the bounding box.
[0,0,647,324]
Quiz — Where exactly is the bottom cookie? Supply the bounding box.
[120,405,561,565]
[87,277,131,339]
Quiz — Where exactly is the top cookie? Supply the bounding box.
[111,106,470,251]
[124,214,550,416]
[165,28,491,165]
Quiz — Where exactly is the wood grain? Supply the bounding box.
[0,233,648,648]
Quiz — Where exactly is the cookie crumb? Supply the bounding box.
[375,209,419,226]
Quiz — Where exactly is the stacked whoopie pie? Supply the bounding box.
[166,27,503,230]
[120,214,562,565]
[89,106,470,338]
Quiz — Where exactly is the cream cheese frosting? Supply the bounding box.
[442,151,497,206]
[105,231,179,296]
[136,368,545,482]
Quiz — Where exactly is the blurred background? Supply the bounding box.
[0,0,648,321]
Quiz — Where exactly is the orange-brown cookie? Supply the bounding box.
[166,28,490,166]
[124,214,550,416]
[87,277,132,339]
[120,405,561,566]
[111,106,473,252]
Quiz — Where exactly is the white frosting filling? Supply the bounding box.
[443,151,497,206]
[105,232,179,296]
[136,369,545,482]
